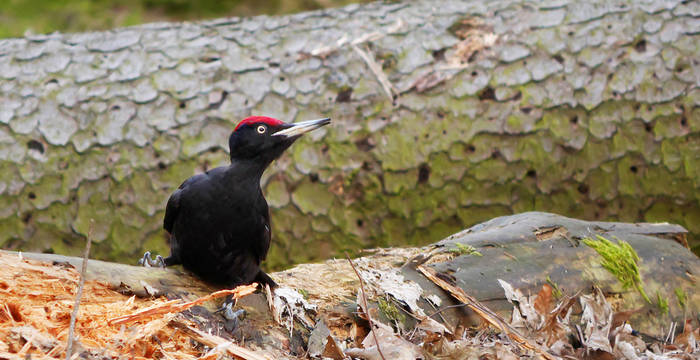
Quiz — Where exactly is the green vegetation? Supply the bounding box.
[448,243,483,257]
[674,287,687,308]
[583,235,651,303]
[546,276,563,299]
[377,297,405,324]
[297,288,309,300]
[656,292,669,315]
[0,0,367,38]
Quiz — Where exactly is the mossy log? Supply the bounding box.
[0,0,699,269]
[5,212,698,352]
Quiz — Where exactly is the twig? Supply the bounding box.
[310,18,404,57]
[418,265,559,360]
[66,219,94,360]
[352,44,397,104]
[426,303,469,318]
[170,319,271,360]
[664,321,676,344]
[345,252,387,360]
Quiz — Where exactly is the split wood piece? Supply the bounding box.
[109,284,258,325]
[417,265,560,360]
[170,319,271,360]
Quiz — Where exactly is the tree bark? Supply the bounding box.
[0,0,698,268]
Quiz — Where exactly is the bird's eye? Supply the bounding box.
[256,125,266,134]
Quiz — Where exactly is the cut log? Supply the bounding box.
[4,212,698,353]
[1,0,698,268]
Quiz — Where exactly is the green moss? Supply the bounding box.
[656,292,669,315]
[583,235,650,303]
[377,297,405,324]
[264,178,290,208]
[383,170,418,194]
[291,180,335,216]
[142,231,169,258]
[33,203,76,245]
[310,216,333,233]
[680,136,700,184]
[471,158,524,183]
[0,218,23,248]
[546,276,563,298]
[586,164,618,201]
[456,205,511,226]
[380,216,409,247]
[427,152,466,188]
[375,123,424,171]
[616,156,643,196]
[674,287,687,309]
[297,288,309,300]
[661,139,683,172]
[447,243,482,256]
[109,220,144,259]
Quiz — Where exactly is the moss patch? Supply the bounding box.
[583,235,650,303]
[377,297,405,324]
[447,243,482,257]
[674,287,687,309]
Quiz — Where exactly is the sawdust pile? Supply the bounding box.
[0,252,250,359]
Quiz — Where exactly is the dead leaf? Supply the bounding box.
[323,335,346,360]
[347,321,422,360]
[498,279,540,329]
[674,319,699,353]
[534,284,553,316]
[416,316,451,335]
[580,289,613,353]
[611,308,643,330]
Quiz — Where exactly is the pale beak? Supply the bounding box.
[272,118,331,138]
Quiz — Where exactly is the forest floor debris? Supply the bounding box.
[0,252,262,359]
[1,249,698,360]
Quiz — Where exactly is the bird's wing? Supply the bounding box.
[163,189,181,233]
[257,198,272,263]
[163,176,198,233]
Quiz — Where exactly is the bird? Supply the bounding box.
[140,116,331,290]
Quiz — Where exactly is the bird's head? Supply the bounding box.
[228,116,330,163]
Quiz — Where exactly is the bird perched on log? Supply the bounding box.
[140,116,331,290]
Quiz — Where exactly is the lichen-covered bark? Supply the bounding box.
[0,0,698,268]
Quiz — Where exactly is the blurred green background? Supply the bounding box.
[0,0,368,38]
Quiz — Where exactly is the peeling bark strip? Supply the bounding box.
[0,0,699,267]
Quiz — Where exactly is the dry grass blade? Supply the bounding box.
[108,284,258,325]
[417,265,559,360]
[170,319,271,360]
[65,219,93,360]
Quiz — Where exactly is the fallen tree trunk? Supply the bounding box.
[1,0,699,267]
[3,212,698,358]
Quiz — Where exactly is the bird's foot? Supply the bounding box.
[215,298,245,332]
[138,251,166,268]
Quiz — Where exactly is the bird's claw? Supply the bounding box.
[215,299,245,332]
[138,251,166,268]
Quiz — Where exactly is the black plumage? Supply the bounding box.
[147,116,330,288]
